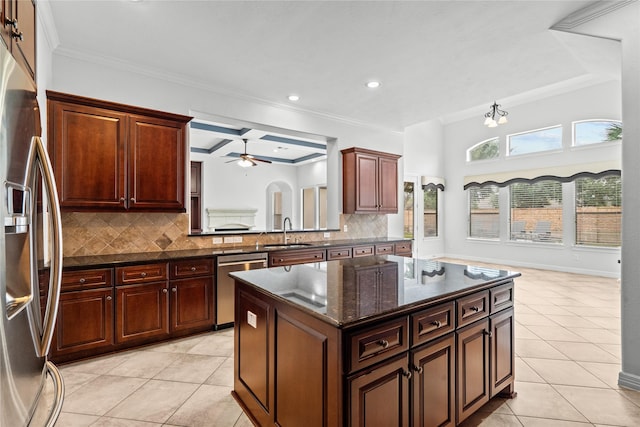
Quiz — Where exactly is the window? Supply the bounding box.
[575,175,621,247]
[467,138,499,162]
[573,120,622,146]
[424,187,438,237]
[509,180,562,243]
[404,181,415,239]
[508,126,562,156]
[469,185,499,239]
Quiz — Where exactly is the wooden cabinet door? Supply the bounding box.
[411,334,455,427]
[170,276,214,332]
[348,355,410,427]
[50,101,127,210]
[116,282,169,343]
[456,319,490,424]
[128,114,185,211]
[354,152,380,213]
[11,0,35,82]
[378,155,399,213]
[51,288,114,357]
[490,308,515,398]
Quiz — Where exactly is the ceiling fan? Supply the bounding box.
[227,138,272,167]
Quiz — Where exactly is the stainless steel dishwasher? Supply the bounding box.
[216,252,268,328]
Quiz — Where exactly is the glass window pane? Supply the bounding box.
[404,182,414,239]
[468,138,499,162]
[469,185,500,239]
[574,120,622,146]
[424,188,438,238]
[575,176,621,247]
[508,126,562,156]
[509,180,562,243]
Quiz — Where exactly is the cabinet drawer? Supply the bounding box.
[411,301,455,347]
[456,290,490,328]
[327,246,352,260]
[348,316,409,373]
[170,258,214,279]
[490,282,514,314]
[269,249,326,267]
[394,241,412,256]
[116,263,168,285]
[375,243,394,255]
[62,268,113,292]
[352,245,374,258]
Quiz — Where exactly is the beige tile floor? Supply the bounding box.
[50,262,640,427]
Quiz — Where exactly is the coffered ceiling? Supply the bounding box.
[43,1,622,131]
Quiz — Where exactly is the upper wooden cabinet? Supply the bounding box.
[47,91,192,212]
[1,0,36,83]
[342,147,401,214]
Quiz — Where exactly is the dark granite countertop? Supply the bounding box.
[230,255,520,328]
[62,237,411,270]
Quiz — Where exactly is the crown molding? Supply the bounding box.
[551,0,636,32]
[36,0,60,50]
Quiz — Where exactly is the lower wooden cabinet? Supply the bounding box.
[170,276,214,332]
[411,334,455,427]
[490,308,515,398]
[348,355,410,427]
[51,287,114,358]
[456,319,490,424]
[116,281,170,344]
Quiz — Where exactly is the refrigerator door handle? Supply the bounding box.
[44,361,65,427]
[26,136,63,357]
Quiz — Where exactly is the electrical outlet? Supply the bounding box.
[343,224,348,232]
[223,236,234,244]
[324,232,331,238]
[212,237,223,244]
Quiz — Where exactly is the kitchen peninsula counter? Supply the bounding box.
[230,256,520,426]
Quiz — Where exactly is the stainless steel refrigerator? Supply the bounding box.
[1,41,64,426]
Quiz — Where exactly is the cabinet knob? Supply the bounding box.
[172,287,177,292]
[106,296,112,301]
[483,330,493,338]
[119,197,125,202]
[5,18,17,29]
[79,278,86,284]
[402,370,412,379]
[412,364,424,374]
[190,266,196,271]
[130,197,136,203]
[162,288,168,293]
[431,320,441,328]
[377,339,389,349]
[140,272,147,277]
[10,31,23,41]
[469,306,480,313]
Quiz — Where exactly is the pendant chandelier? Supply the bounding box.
[483,101,508,127]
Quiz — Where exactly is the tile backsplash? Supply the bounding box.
[61,212,389,257]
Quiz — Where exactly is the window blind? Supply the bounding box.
[510,180,563,243]
[469,185,500,239]
[575,175,621,247]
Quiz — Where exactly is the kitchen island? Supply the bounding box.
[230,255,520,427]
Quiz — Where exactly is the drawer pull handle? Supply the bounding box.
[140,272,147,277]
[79,278,86,284]
[377,339,389,349]
[106,296,112,301]
[402,369,412,379]
[483,330,492,338]
[469,306,480,313]
[191,266,196,271]
[413,364,424,374]
[431,320,441,328]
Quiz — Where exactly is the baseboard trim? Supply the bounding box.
[618,371,640,391]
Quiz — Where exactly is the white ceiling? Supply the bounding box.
[45,0,621,137]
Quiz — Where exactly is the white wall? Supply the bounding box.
[442,80,622,277]
[50,54,404,231]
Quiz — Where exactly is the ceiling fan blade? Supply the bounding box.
[252,157,272,164]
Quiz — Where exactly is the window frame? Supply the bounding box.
[507,125,563,157]
[468,185,500,240]
[572,119,622,147]
[574,175,621,248]
[466,137,500,162]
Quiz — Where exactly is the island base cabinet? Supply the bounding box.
[51,288,114,360]
[348,355,410,427]
[456,319,490,424]
[411,334,455,427]
[490,308,515,398]
[116,282,169,344]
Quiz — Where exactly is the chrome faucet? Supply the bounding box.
[283,217,292,244]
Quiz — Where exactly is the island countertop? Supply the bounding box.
[230,255,520,328]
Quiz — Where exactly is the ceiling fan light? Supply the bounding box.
[238,158,254,168]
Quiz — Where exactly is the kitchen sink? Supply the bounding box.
[263,243,312,249]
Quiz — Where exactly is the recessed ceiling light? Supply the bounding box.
[288,95,300,101]
[366,81,381,89]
